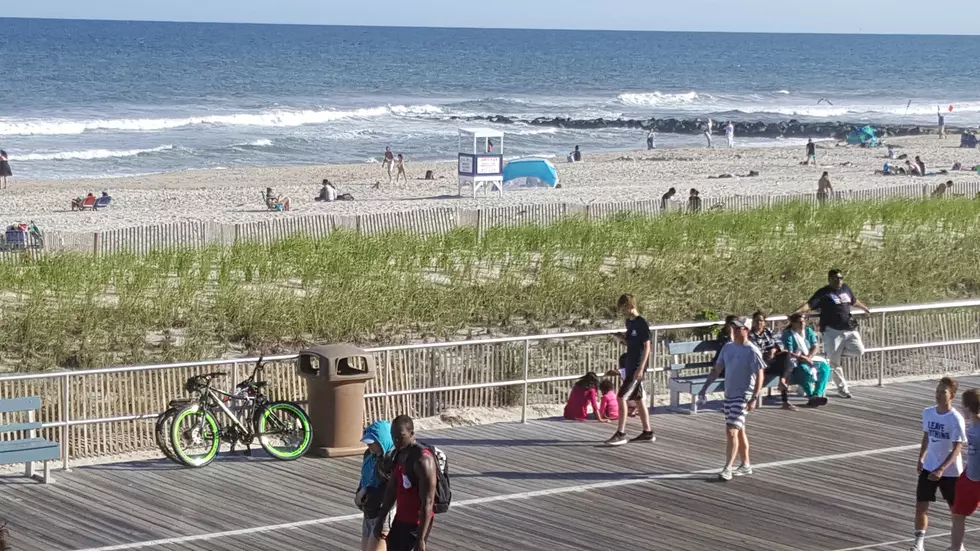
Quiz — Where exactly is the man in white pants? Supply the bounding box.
[726,121,735,148]
[793,269,871,399]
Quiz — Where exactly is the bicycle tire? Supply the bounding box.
[255,401,312,461]
[154,407,182,464]
[170,405,221,468]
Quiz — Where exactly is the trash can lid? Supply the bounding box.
[300,344,369,360]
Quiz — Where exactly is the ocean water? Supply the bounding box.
[2,18,980,179]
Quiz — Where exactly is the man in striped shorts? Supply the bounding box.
[698,316,767,481]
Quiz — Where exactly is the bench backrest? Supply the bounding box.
[0,396,42,437]
[667,339,723,372]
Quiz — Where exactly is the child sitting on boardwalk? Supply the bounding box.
[598,380,619,421]
[564,372,606,422]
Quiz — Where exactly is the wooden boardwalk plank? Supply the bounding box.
[0,376,969,550]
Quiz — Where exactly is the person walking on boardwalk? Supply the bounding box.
[376,415,437,551]
[793,269,870,399]
[910,377,966,551]
[697,316,766,481]
[946,388,980,551]
[357,420,397,551]
[604,293,655,446]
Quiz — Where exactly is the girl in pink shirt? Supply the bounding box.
[599,380,620,420]
[564,372,606,421]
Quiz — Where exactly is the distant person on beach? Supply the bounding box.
[726,121,735,148]
[315,179,338,202]
[916,156,926,176]
[805,139,817,165]
[661,187,676,211]
[265,187,291,211]
[604,293,655,446]
[704,119,713,148]
[817,172,833,202]
[647,128,657,150]
[572,145,582,162]
[688,188,702,212]
[395,154,408,183]
[939,110,947,139]
[0,150,11,190]
[382,147,395,183]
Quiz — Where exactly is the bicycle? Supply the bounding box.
[167,356,312,467]
[155,398,191,465]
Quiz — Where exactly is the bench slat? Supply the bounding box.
[0,422,42,433]
[669,361,713,372]
[0,438,60,464]
[667,340,722,355]
[0,396,42,414]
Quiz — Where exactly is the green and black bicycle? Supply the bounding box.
[160,356,312,467]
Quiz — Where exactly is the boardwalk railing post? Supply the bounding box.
[878,312,887,387]
[650,328,659,405]
[61,373,71,471]
[521,339,530,423]
[231,362,239,395]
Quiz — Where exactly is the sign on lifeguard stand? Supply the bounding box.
[458,128,504,198]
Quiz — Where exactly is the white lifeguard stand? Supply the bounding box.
[458,128,504,198]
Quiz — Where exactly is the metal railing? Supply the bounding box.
[2,298,980,471]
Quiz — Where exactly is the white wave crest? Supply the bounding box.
[12,144,176,162]
[776,90,791,95]
[234,139,273,147]
[0,104,446,136]
[617,91,705,107]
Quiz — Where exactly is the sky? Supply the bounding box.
[5,0,980,35]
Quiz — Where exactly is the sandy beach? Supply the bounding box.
[2,135,977,233]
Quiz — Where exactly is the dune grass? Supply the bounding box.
[1,198,979,372]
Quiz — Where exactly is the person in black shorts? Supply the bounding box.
[910,377,966,551]
[604,293,654,446]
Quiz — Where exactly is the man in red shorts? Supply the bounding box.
[948,388,980,551]
[375,415,437,551]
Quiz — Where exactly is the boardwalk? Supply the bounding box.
[1,377,974,551]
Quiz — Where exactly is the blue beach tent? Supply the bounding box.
[846,126,879,147]
[502,158,559,189]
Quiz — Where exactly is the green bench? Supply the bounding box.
[667,339,781,414]
[0,397,59,483]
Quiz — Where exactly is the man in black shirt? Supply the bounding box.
[605,293,655,446]
[793,269,871,399]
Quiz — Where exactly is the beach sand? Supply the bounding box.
[2,135,977,232]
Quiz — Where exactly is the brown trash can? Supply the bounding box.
[297,344,376,458]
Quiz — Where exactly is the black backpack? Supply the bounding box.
[406,442,452,514]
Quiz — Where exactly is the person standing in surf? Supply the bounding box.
[704,119,713,148]
[0,150,11,190]
[726,122,735,148]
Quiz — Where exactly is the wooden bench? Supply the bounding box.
[667,339,781,414]
[0,397,60,483]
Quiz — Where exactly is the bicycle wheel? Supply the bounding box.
[255,401,312,461]
[154,407,182,464]
[170,406,221,468]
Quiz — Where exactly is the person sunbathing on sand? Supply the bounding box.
[265,187,291,211]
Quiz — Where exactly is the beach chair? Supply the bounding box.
[72,195,97,211]
[263,192,286,212]
[93,195,112,210]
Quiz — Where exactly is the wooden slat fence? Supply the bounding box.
[24,180,980,257]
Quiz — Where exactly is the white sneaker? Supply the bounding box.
[718,468,733,481]
[909,541,923,551]
[734,464,753,477]
[838,388,852,399]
